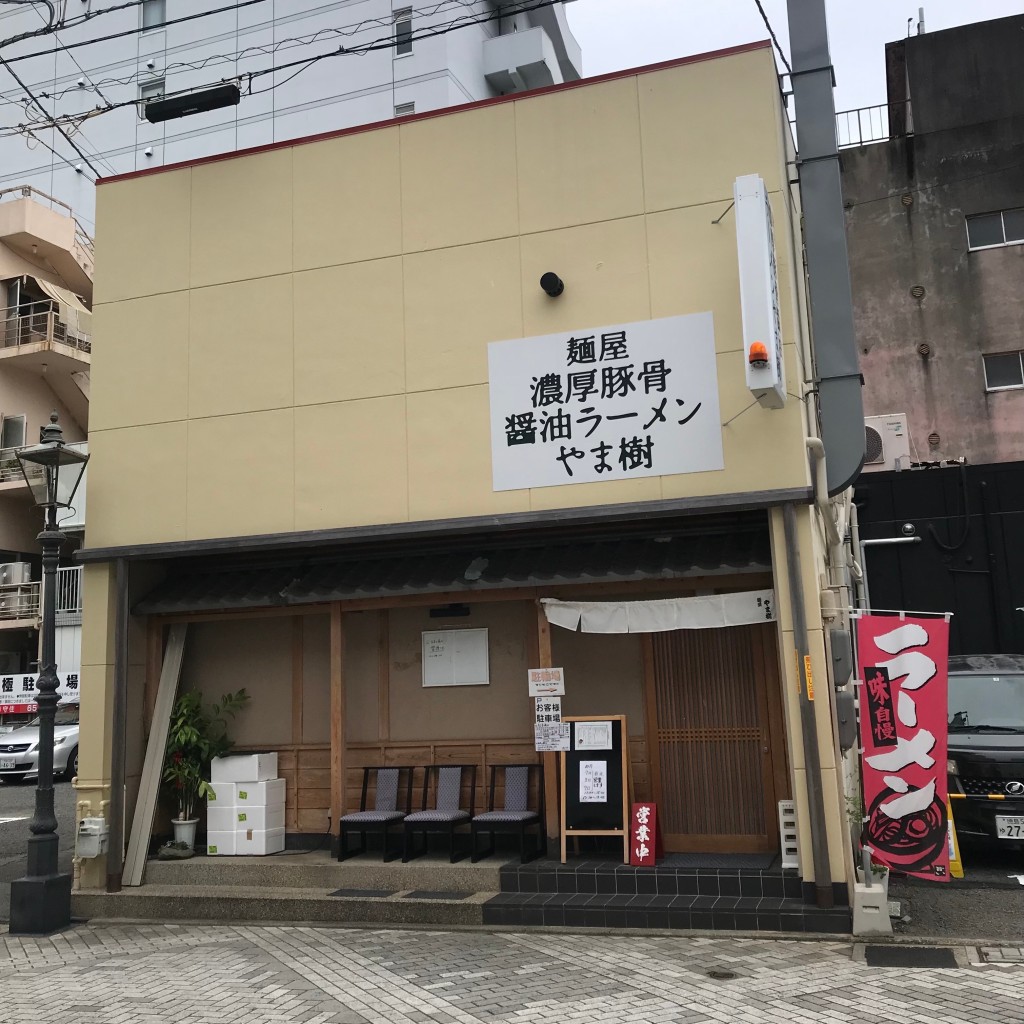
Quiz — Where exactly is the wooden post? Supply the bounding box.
[330,604,345,833]
[377,610,390,741]
[291,617,304,745]
[535,600,559,843]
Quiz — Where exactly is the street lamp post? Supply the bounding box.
[9,412,89,935]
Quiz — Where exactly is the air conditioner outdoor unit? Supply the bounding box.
[0,562,32,585]
[863,414,912,472]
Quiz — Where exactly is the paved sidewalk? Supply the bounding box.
[1,923,1022,1024]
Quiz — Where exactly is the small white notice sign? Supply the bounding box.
[534,696,562,725]
[580,760,608,803]
[575,720,613,751]
[528,667,565,696]
[535,723,571,752]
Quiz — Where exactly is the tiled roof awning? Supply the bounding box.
[133,530,772,616]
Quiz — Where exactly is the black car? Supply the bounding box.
[947,654,1024,844]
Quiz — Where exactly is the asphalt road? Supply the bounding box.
[890,844,1024,941]
[0,776,76,921]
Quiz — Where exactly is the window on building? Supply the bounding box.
[394,8,413,56]
[0,415,26,451]
[394,101,415,117]
[139,79,165,105]
[983,352,1024,391]
[141,0,166,30]
[966,207,1024,250]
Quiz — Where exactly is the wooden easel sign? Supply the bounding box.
[559,715,631,864]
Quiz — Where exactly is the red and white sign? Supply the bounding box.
[629,802,658,866]
[0,671,80,706]
[527,667,565,697]
[856,615,950,881]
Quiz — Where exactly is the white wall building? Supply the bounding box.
[0,0,582,231]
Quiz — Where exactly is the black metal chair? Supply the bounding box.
[471,763,545,863]
[338,766,414,862]
[402,763,476,863]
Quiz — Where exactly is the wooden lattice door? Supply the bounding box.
[643,623,786,853]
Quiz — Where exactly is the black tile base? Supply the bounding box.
[482,891,851,933]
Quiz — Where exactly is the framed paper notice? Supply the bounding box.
[421,629,490,687]
[575,720,613,750]
[580,760,608,803]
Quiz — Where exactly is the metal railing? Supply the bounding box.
[56,565,82,618]
[0,445,41,485]
[1,299,91,354]
[0,580,39,621]
[835,100,913,148]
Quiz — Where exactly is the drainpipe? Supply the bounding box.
[807,436,841,548]
[783,503,834,909]
[106,557,128,893]
[787,0,866,495]
[849,502,865,609]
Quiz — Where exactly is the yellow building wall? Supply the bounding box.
[87,45,809,549]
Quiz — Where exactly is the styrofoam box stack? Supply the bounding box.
[207,753,285,856]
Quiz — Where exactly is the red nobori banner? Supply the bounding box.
[856,615,951,881]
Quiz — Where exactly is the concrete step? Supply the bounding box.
[143,851,505,893]
[73,884,491,926]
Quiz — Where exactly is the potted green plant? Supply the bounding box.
[162,688,249,851]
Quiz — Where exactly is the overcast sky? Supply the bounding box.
[565,1,1024,113]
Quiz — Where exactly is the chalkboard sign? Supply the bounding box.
[559,715,631,863]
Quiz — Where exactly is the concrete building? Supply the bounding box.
[73,41,858,932]
[0,0,581,231]
[841,15,1024,653]
[0,187,90,735]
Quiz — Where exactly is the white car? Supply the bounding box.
[0,702,79,783]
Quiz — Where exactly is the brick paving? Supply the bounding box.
[1,923,1023,1023]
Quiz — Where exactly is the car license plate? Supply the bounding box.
[996,815,1024,839]
[0,759,14,770]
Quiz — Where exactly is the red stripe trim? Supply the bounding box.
[98,39,772,186]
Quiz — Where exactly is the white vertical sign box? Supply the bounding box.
[734,174,786,409]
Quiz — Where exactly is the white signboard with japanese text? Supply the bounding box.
[528,666,565,696]
[488,313,724,491]
[535,722,571,752]
[579,760,608,803]
[575,720,613,751]
[421,629,489,687]
[534,696,562,725]
[0,671,81,712]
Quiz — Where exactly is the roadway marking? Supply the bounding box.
[0,815,28,825]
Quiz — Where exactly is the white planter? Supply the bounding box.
[172,817,199,851]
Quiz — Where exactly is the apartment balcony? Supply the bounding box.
[0,187,94,297]
[0,580,39,627]
[0,300,91,426]
[0,566,82,630]
[483,26,564,94]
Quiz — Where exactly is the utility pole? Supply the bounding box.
[786,0,865,495]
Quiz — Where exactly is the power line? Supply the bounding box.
[21,0,490,105]
[0,53,100,177]
[753,0,791,75]
[0,0,274,66]
[7,0,564,132]
[28,1,117,176]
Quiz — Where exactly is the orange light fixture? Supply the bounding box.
[748,341,769,367]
